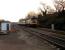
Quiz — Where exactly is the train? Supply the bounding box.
[18,17,38,27]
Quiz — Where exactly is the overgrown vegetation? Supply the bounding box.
[19,0,65,31]
[38,10,65,30]
[37,0,65,31]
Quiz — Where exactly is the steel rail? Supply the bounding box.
[22,27,65,48]
[36,28,65,41]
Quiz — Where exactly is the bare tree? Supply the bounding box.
[54,0,65,12]
[39,3,52,16]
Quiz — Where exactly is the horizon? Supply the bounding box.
[0,0,55,22]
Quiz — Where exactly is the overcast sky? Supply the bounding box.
[0,0,55,22]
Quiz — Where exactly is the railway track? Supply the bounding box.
[37,27,65,35]
[22,26,65,50]
[35,28,65,41]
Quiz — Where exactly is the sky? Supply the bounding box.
[0,0,55,22]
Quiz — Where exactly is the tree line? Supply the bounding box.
[38,0,65,30]
[19,0,65,31]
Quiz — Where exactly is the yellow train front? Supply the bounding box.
[26,17,38,27]
[18,17,38,27]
